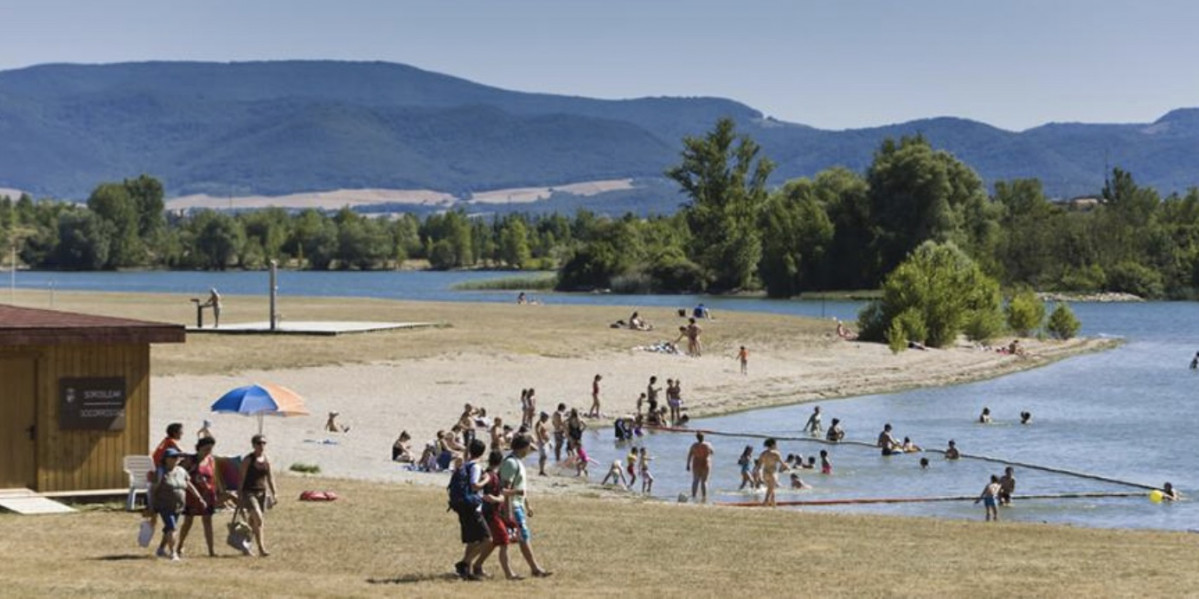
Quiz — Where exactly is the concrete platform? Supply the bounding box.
[0,488,76,515]
[186,321,441,336]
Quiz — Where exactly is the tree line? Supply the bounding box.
[2,118,1199,302]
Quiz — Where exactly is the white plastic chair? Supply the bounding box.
[123,455,154,511]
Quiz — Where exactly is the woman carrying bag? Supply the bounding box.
[237,434,278,557]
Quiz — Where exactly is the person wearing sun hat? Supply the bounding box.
[151,447,207,561]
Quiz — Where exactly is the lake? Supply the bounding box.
[12,271,1195,529]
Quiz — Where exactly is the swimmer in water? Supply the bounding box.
[944,439,961,460]
[979,407,992,424]
[1020,411,1032,425]
[789,473,812,490]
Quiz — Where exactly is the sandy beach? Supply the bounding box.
[128,290,1112,490]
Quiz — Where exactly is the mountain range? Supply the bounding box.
[1,60,1197,203]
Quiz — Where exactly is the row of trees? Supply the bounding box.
[562,118,1199,299]
[2,119,1198,303]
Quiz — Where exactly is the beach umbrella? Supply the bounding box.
[211,383,310,434]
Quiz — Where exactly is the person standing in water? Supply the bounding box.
[975,475,1002,521]
[686,432,715,502]
[877,423,901,456]
[826,418,845,442]
[803,406,823,436]
[998,467,1016,505]
[979,407,992,424]
[759,438,788,507]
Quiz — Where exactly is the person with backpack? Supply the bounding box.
[500,434,552,578]
[449,438,490,580]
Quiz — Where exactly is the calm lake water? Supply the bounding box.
[13,271,1197,530]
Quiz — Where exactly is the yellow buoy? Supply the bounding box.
[1149,490,1164,504]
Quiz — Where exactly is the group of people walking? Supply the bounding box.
[146,422,276,560]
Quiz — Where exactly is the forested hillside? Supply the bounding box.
[2,61,1198,199]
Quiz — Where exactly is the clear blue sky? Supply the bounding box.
[4,0,1198,131]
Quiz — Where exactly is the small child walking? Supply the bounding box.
[638,447,654,494]
[737,346,749,375]
[737,445,754,490]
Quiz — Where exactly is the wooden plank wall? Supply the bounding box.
[34,344,150,492]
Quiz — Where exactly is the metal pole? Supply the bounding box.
[269,259,278,331]
[9,244,14,304]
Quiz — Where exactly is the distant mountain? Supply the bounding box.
[0,60,1196,201]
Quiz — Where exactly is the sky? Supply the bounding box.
[3,0,1199,131]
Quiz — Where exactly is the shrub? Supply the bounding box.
[885,309,927,353]
[964,307,1005,343]
[289,462,321,474]
[1105,261,1164,298]
[609,271,654,294]
[1059,264,1106,292]
[1046,303,1081,340]
[858,241,1001,348]
[1005,289,1045,336]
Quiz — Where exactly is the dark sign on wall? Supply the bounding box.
[60,378,127,431]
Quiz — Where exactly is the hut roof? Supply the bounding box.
[0,304,185,346]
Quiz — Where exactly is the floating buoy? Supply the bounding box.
[1149,490,1164,504]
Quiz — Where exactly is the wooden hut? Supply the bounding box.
[0,305,184,493]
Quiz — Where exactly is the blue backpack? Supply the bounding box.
[447,461,482,512]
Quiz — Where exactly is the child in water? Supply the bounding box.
[639,447,654,494]
[625,447,638,490]
[820,450,832,475]
[575,441,591,478]
[738,446,754,490]
[601,460,628,487]
[789,473,812,489]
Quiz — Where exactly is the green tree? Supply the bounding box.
[290,209,338,269]
[53,210,111,270]
[1005,288,1046,336]
[86,182,143,267]
[866,136,991,284]
[1046,303,1081,340]
[193,211,245,270]
[499,217,533,269]
[858,241,1001,348]
[666,117,774,291]
[758,178,834,297]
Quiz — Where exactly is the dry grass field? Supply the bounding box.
[2,475,1197,598]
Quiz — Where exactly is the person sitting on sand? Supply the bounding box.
[790,473,812,490]
[944,439,961,460]
[1007,339,1026,357]
[517,292,527,305]
[325,411,349,433]
[628,311,652,331]
[392,431,413,462]
[835,319,857,340]
[826,418,845,442]
[901,437,922,453]
[1020,411,1032,425]
[979,407,992,424]
[418,443,438,472]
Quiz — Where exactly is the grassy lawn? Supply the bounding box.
[2,475,1197,598]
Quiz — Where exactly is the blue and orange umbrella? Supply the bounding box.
[211,383,310,433]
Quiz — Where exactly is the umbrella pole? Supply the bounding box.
[258,412,264,435]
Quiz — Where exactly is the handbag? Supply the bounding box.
[137,519,154,548]
[226,505,253,555]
